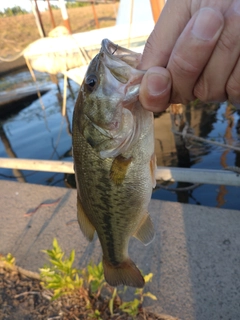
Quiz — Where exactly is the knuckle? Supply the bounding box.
[170,53,199,77]
[217,35,234,53]
[144,37,156,59]
[194,78,226,102]
[216,26,240,53]
[193,77,208,101]
[227,74,240,100]
[142,30,169,68]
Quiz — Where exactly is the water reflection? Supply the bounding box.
[0,69,239,210]
[153,101,240,210]
[0,70,77,186]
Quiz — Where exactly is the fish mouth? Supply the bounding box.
[101,39,142,69]
[101,39,119,57]
[100,39,145,107]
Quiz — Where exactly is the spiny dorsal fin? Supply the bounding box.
[110,155,132,185]
[133,213,155,246]
[103,257,144,288]
[77,196,95,241]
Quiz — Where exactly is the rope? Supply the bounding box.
[172,130,240,153]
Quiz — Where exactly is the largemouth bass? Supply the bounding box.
[72,39,156,288]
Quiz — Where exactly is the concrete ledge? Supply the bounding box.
[1,180,240,320]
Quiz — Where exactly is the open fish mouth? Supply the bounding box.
[99,39,145,105]
[101,39,142,69]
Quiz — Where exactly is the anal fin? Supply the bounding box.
[77,196,95,241]
[133,213,155,245]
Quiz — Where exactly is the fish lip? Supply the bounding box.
[101,38,136,60]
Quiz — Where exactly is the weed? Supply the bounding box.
[85,261,105,296]
[109,287,118,316]
[119,298,140,317]
[135,273,158,304]
[0,253,15,265]
[39,238,83,299]
[90,309,103,320]
[120,273,157,318]
[39,238,157,317]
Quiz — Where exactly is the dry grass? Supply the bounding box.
[0,3,119,58]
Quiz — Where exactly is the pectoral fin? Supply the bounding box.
[77,196,95,241]
[110,155,132,185]
[133,213,155,245]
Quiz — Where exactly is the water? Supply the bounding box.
[0,69,75,187]
[0,69,240,210]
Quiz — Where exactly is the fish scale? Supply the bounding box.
[72,39,156,288]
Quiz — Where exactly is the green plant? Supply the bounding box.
[86,261,105,296]
[90,309,103,320]
[135,273,158,304]
[40,239,157,317]
[0,253,15,265]
[109,287,118,316]
[119,273,157,318]
[119,298,140,317]
[40,238,83,299]
[66,2,89,8]
[0,6,28,17]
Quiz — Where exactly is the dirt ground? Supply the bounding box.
[0,261,177,320]
[0,3,119,58]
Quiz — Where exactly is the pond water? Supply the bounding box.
[0,69,240,211]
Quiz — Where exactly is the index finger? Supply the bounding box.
[139,0,191,69]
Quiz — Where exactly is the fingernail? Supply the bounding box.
[147,73,170,96]
[192,8,223,40]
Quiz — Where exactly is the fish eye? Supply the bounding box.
[85,74,98,91]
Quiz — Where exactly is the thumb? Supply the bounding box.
[139,66,171,112]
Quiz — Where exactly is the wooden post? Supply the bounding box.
[58,0,72,34]
[91,1,100,29]
[0,126,26,183]
[46,0,56,29]
[150,0,165,23]
[31,0,46,37]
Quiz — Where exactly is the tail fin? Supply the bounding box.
[103,257,144,288]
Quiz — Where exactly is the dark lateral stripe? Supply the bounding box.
[96,168,119,265]
[102,211,118,265]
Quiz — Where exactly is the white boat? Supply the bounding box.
[23,0,155,84]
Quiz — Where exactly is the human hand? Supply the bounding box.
[139,0,240,112]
